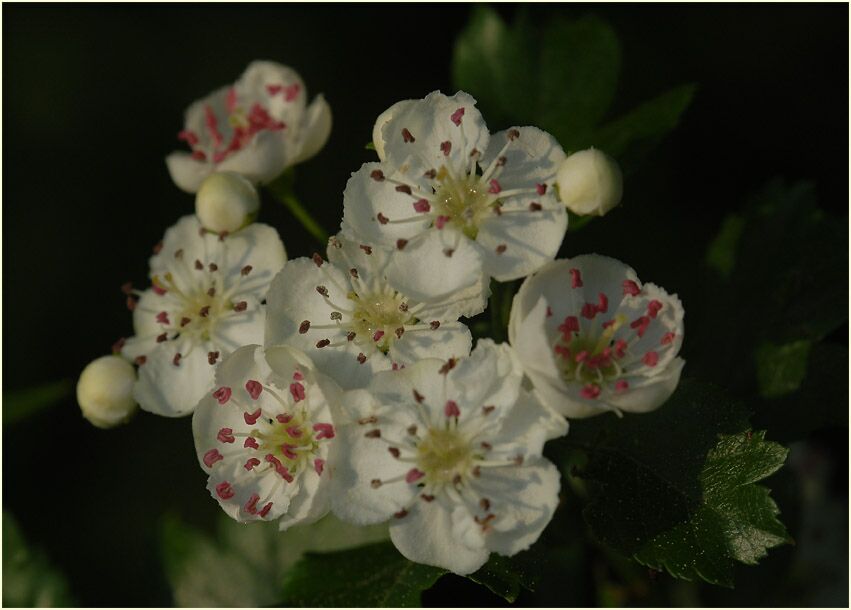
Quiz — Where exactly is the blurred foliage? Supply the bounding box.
[2,512,75,607]
[160,513,389,606]
[452,5,695,169]
[3,379,73,425]
[693,179,848,442]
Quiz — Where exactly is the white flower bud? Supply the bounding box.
[195,172,260,233]
[76,355,138,428]
[556,148,623,217]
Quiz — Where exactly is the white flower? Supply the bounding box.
[556,148,622,217]
[331,340,565,575]
[342,91,567,296]
[265,233,476,390]
[76,355,138,428]
[121,215,286,417]
[166,60,332,193]
[195,172,260,234]
[192,344,341,529]
[508,255,685,419]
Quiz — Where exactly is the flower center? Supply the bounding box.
[252,410,317,475]
[348,290,415,353]
[416,428,473,485]
[434,172,495,239]
[555,314,628,385]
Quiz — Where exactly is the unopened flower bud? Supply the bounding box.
[556,148,622,217]
[76,355,138,428]
[195,172,260,233]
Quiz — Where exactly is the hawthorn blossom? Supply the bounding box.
[331,340,565,575]
[166,60,332,193]
[265,233,476,390]
[343,91,567,298]
[193,344,340,529]
[508,255,685,419]
[120,215,286,417]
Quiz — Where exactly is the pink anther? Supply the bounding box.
[647,300,663,318]
[217,428,235,443]
[313,423,335,440]
[450,107,465,126]
[413,199,431,213]
[244,408,262,426]
[623,280,641,297]
[213,387,232,405]
[314,458,325,475]
[444,400,460,418]
[406,468,425,484]
[244,493,260,514]
[244,457,261,471]
[289,382,305,402]
[203,449,223,468]
[215,481,234,500]
[245,380,263,400]
[244,436,259,449]
[580,384,601,399]
[642,351,659,367]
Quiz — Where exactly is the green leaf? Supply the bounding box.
[570,379,791,587]
[592,84,696,165]
[715,179,847,344]
[161,513,389,607]
[3,379,73,425]
[705,213,746,278]
[280,541,446,607]
[468,549,541,602]
[451,5,536,127]
[754,339,812,398]
[364,141,376,151]
[3,511,75,607]
[452,7,693,166]
[537,16,621,149]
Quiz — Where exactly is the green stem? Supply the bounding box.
[266,169,329,246]
[278,191,329,245]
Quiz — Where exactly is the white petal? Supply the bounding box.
[166,151,212,194]
[606,357,685,414]
[476,204,567,282]
[447,340,523,427]
[389,496,489,575]
[326,231,391,289]
[481,126,565,192]
[217,129,289,184]
[388,322,472,365]
[477,459,560,557]
[292,94,332,164]
[381,91,490,179]
[488,387,568,453]
[211,297,266,352]
[134,339,215,416]
[238,60,307,119]
[217,222,287,300]
[330,390,418,525]
[372,99,416,161]
[508,295,561,381]
[385,229,485,314]
[527,369,609,418]
[341,162,433,247]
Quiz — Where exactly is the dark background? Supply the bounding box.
[4,3,848,606]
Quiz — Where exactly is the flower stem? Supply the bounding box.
[266,169,329,246]
[278,191,329,245]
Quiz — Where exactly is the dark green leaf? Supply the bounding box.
[537,16,620,149]
[468,548,541,602]
[592,84,696,166]
[160,513,388,607]
[569,379,791,587]
[280,541,446,607]
[451,5,536,127]
[754,339,812,399]
[3,379,73,425]
[705,213,746,278]
[3,511,75,607]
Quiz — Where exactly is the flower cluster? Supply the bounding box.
[78,65,685,576]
